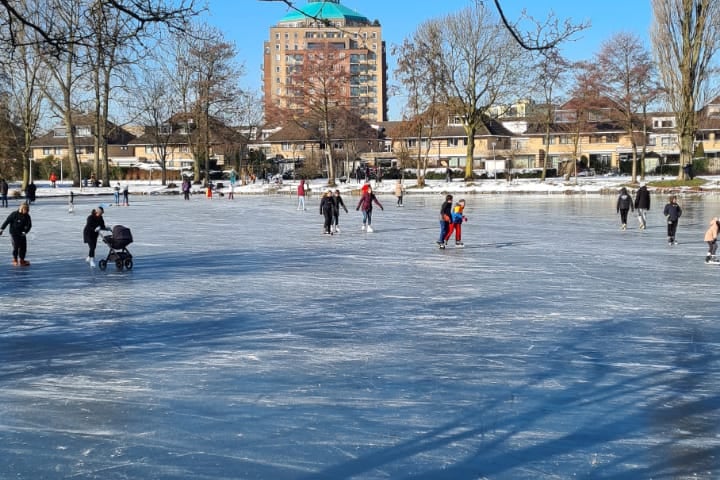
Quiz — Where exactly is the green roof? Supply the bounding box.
[279,0,369,24]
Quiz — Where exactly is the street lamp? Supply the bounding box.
[28,158,34,184]
[492,142,497,179]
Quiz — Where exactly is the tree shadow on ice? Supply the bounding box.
[300,316,720,479]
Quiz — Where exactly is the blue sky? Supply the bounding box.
[202,0,653,119]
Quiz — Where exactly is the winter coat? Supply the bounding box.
[83,212,107,244]
[394,183,404,197]
[356,192,383,212]
[319,195,336,216]
[332,194,348,213]
[0,179,8,195]
[450,203,466,224]
[663,202,682,222]
[1,210,31,236]
[297,181,305,196]
[25,183,36,202]
[704,218,719,242]
[634,186,650,210]
[439,200,453,222]
[616,189,633,212]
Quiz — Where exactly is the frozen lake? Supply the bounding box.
[1,192,719,479]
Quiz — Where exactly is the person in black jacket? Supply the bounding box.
[437,194,453,249]
[663,195,682,245]
[25,181,37,203]
[320,190,336,235]
[83,207,108,267]
[616,187,634,230]
[634,183,651,229]
[0,202,32,266]
[331,189,348,233]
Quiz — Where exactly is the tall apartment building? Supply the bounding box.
[263,0,387,124]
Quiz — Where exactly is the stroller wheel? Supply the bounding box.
[98,259,107,270]
[115,259,124,270]
[124,258,133,270]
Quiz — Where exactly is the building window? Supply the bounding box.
[53,127,67,137]
[76,126,91,137]
[43,147,52,155]
[145,146,154,153]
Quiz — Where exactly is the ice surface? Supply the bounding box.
[1,191,719,479]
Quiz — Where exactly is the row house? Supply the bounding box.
[374,97,720,176]
[30,113,135,170]
[30,113,249,180]
[263,117,385,177]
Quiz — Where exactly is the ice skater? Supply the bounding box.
[394,180,405,206]
[332,189,348,233]
[663,195,682,245]
[704,217,719,263]
[83,206,109,268]
[356,184,383,232]
[437,194,453,248]
[68,191,75,213]
[616,187,634,230]
[0,202,32,266]
[634,182,650,229]
[297,179,307,211]
[443,199,467,247]
[320,190,335,235]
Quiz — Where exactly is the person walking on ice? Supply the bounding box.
[356,184,383,232]
[663,195,682,245]
[704,217,720,263]
[394,180,405,207]
[331,189,348,233]
[320,190,336,235]
[437,194,453,248]
[83,206,109,268]
[616,187,634,230]
[297,179,307,211]
[443,199,468,247]
[634,182,650,229]
[0,202,32,266]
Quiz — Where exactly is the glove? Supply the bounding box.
[356,207,359,211]
[94,226,101,232]
[463,216,468,222]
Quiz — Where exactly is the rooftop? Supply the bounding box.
[278,0,370,25]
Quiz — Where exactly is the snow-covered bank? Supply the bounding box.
[12,174,720,200]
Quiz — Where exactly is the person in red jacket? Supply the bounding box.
[356,185,383,232]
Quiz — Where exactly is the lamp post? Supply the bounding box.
[28,158,34,184]
[492,142,497,179]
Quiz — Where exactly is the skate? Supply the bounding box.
[19,259,30,267]
[361,224,366,231]
[366,225,374,233]
[621,224,627,230]
[455,241,464,248]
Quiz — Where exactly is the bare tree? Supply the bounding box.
[261,0,587,52]
[268,41,352,186]
[394,23,445,187]
[0,0,200,55]
[424,3,529,180]
[1,16,48,186]
[529,48,570,181]
[595,32,661,183]
[168,24,244,185]
[652,0,720,179]
[39,0,88,187]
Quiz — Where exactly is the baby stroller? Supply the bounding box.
[98,225,134,271]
